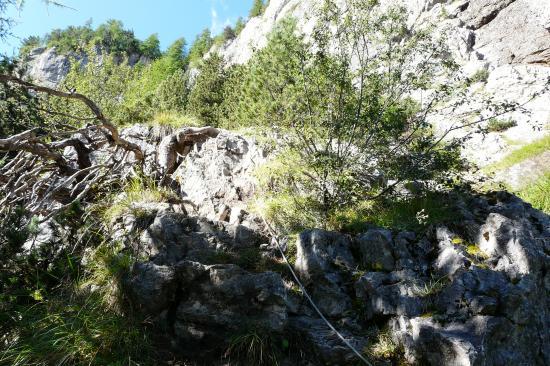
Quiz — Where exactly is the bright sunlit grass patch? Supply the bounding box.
[517,172,550,214]
[149,111,205,128]
[486,135,550,172]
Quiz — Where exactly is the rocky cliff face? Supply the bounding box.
[22,46,148,88]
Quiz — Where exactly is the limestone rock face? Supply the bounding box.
[173,130,267,224]
[23,47,72,88]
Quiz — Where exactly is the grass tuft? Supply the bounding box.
[411,275,449,298]
[517,172,550,214]
[102,175,178,224]
[225,329,280,366]
[149,111,204,128]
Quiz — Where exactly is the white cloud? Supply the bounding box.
[210,0,234,35]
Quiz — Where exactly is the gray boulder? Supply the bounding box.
[357,228,396,271]
[174,262,287,343]
[294,229,355,317]
[355,270,426,319]
[127,262,177,314]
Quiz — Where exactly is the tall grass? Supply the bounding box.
[517,172,550,214]
[0,243,152,366]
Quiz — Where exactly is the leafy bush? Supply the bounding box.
[188,28,213,66]
[19,35,41,57]
[18,18,163,60]
[470,68,490,83]
[50,48,137,125]
[235,17,246,36]
[139,33,162,60]
[224,9,465,230]
[487,117,517,132]
[0,59,44,137]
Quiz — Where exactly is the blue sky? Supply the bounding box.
[1,0,252,56]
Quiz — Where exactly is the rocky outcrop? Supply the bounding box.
[23,47,72,88]
[173,130,267,224]
[81,125,548,365]
[22,46,150,87]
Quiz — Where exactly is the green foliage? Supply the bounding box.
[188,28,213,66]
[365,328,405,362]
[51,48,137,125]
[18,18,164,59]
[517,172,550,213]
[18,35,41,57]
[0,292,152,366]
[411,275,449,297]
[152,69,190,114]
[123,38,189,122]
[45,20,94,54]
[223,25,236,42]
[92,19,140,56]
[186,53,227,126]
[470,68,490,83]
[149,111,203,128]
[486,117,517,132]
[225,328,281,366]
[139,33,162,59]
[49,36,190,125]
[235,17,246,36]
[102,174,179,224]
[486,135,550,171]
[0,59,44,137]
[249,0,268,18]
[221,3,466,230]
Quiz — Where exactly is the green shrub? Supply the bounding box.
[220,10,465,230]
[249,0,269,18]
[487,117,517,132]
[186,53,227,126]
[51,48,137,126]
[235,17,246,36]
[187,28,213,66]
[0,59,44,137]
[19,35,42,57]
[470,68,490,83]
[0,289,152,366]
